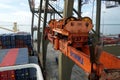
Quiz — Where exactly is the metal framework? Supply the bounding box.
[28,0,120,80]
[44,15,120,79]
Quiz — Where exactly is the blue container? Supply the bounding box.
[0,35,2,41]
[10,34,15,41]
[1,34,6,41]
[15,69,29,80]
[29,56,38,79]
[14,48,29,80]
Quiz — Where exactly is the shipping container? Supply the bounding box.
[0,48,29,80]
[0,33,33,54]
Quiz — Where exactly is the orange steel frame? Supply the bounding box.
[44,17,120,79]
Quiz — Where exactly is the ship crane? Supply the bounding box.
[0,26,15,32]
[44,16,120,80]
[0,22,19,32]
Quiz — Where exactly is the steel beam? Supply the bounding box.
[73,8,81,17]
[28,0,32,12]
[95,0,101,42]
[59,54,74,80]
[31,12,34,40]
[63,0,74,17]
[48,3,63,18]
[78,0,82,17]
[37,0,43,53]
[42,0,49,74]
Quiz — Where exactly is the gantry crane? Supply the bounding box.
[28,0,120,80]
[44,16,120,80]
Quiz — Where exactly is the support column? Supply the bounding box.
[63,0,74,17]
[53,13,55,19]
[42,0,49,74]
[31,12,34,39]
[95,0,101,42]
[59,54,74,80]
[50,13,52,19]
[37,0,43,53]
[59,0,75,80]
[78,0,82,17]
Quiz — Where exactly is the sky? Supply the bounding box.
[0,0,120,25]
[80,1,120,24]
[0,0,120,34]
[0,0,31,26]
[82,1,120,35]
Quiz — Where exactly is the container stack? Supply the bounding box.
[0,33,32,54]
[0,48,29,80]
[0,70,15,80]
[29,56,38,80]
[10,34,16,48]
[0,34,12,49]
[0,35,2,48]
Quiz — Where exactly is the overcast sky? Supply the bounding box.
[81,1,120,24]
[0,0,120,26]
[0,0,31,25]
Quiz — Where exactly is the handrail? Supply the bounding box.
[0,63,44,80]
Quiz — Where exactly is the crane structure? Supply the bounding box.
[0,26,15,32]
[44,16,120,80]
[0,22,19,32]
[28,0,120,79]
